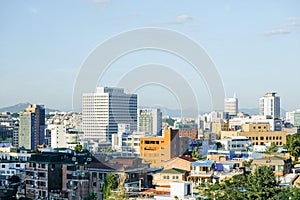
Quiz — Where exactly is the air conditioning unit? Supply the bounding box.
[87,157,92,162]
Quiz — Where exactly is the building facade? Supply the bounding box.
[224,95,238,116]
[82,87,137,142]
[140,128,182,168]
[19,104,45,150]
[259,92,280,119]
[138,108,162,136]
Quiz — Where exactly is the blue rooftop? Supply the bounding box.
[190,160,215,167]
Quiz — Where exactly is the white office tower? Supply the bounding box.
[138,108,162,135]
[224,94,238,116]
[259,92,280,119]
[82,87,137,142]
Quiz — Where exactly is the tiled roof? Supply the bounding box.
[179,156,197,162]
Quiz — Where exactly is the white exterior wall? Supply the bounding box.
[229,115,282,131]
[48,124,67,148]
[82,87,137,142]
[259,92,280,119]
[224,97,238,116]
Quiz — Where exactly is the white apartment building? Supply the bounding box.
[259,92,280,119]
[82,87,137,142]
[47,125,81,149]
[48,124,66,148]
[229,115,282,131]
[138,108,162,135]
[112,132,144,156]
[224,95,238,116]
[217,136,252,151]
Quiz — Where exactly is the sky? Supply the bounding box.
[0,0,299,113]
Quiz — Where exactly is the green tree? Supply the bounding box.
[266,142,278,153]
[200,166,298,200]
[245,165,280,200]
[84,193,98,200]
[191,147,199,160]
[74,144,83,153]
[285,133,300,156]
[102,173,118,199]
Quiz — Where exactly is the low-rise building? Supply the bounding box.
[152,168,188,193]
[217,136,252,151]
[163,156,196,172]
[251,155,292,178]
[188,160,218,184]
[221,123,286,146]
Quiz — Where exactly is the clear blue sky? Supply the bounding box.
[0,0,299,112]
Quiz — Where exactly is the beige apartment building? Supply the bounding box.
[221,123,286,146]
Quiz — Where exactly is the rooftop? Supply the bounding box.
[191,160,215,167]
[159,168,187,174]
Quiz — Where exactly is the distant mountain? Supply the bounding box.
[0,103,60,114]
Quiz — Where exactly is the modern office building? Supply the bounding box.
[138,108,162,135]
[224,95,238,116]
[19,104,45,150]
[82,87,137,142]
[259,92,280,119]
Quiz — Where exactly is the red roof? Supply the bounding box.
[179,155,197,162]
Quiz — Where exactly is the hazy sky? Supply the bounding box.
[0,0,299,112]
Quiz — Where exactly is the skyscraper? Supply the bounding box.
[82,87,137,142]
[259,92,280,119]
[19,104,45,150]
[224,94,238,116]
[138,108,162,135]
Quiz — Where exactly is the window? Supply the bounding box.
[260,137,264,140]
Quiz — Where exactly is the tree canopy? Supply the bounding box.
[200,165,300,200]
[102,173,118,199]
[285,133,300,157]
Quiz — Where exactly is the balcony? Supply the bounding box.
[190,170,214,177]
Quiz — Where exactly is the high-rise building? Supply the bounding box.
[82,87,137,142]
[224,94,238,116]
[19,104,45,150]
[259,92,280,119]
[0,112,19,146]
[138,108,162,135]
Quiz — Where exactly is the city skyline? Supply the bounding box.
[1,1,299,112]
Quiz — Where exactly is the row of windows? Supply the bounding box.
[254,141,282,145]
[163,175,180,180]
[249,136,282,140]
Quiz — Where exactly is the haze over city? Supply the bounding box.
[1,0,299,112]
